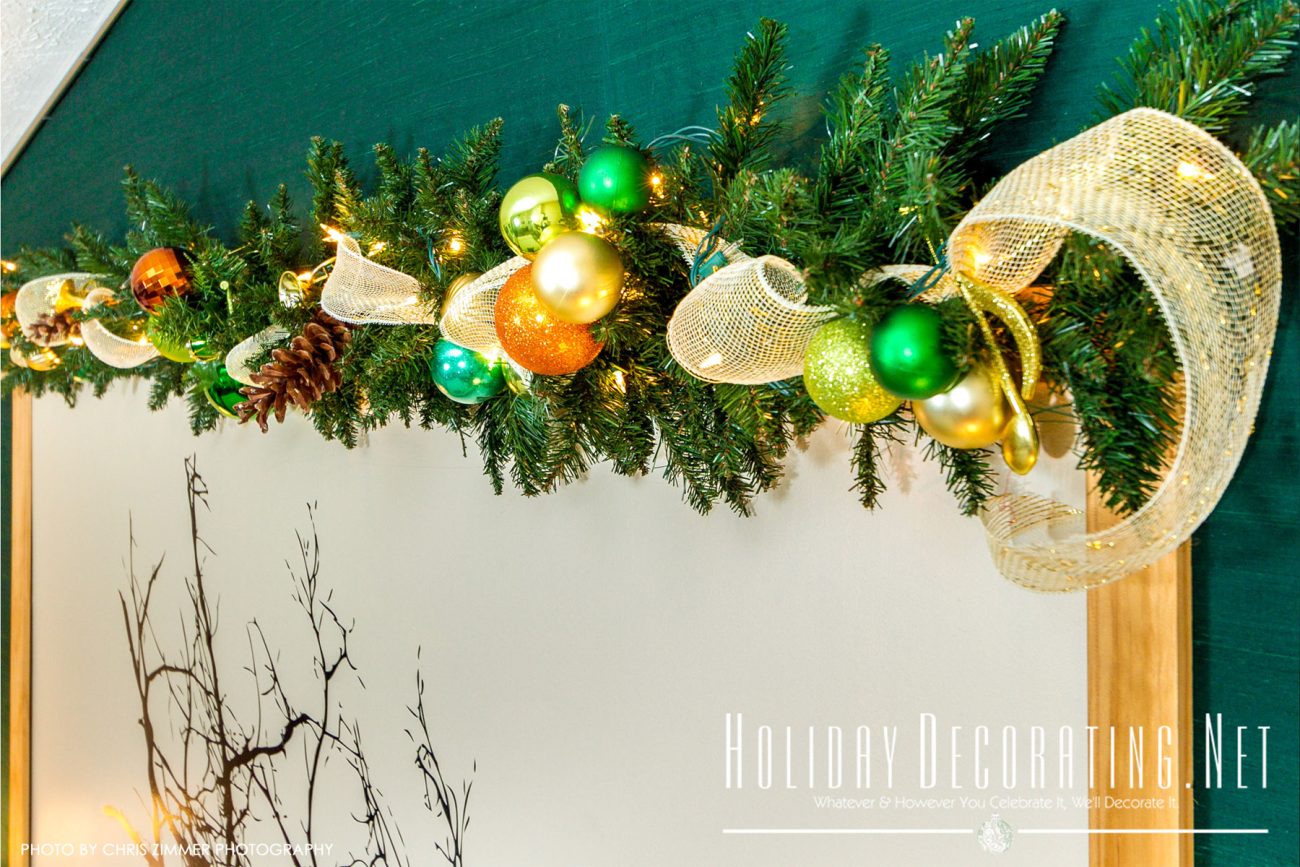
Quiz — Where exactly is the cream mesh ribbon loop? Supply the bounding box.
[225,325,291,386]
[944,108,1280,591]
[438,256,528,353]
[15,272,101,347]
[320,235,437,325]
[79,287,159,368]
[666,254,836,384]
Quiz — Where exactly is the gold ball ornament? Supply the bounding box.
[494,265,603,376]
[441,271,482,318]
[802,318,902,423]
[913,363,1008,449]
[10,344,61,371]
[499,173,581,259]
[531,231,624,324]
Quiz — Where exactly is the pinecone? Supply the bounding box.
[27,310,77,346]
[235,311,352,432]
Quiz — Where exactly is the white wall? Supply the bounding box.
[29,383,1087,865]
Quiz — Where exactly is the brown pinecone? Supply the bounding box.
[235,310,352,432]
[27,311,76,346]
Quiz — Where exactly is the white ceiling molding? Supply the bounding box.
[0,0,129,173]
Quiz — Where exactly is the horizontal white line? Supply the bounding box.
[722,828,1268,836]
[723,829,973,835]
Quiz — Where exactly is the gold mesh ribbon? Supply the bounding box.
[666,254,837,384]
[79,287,159,368]
[320,235,437,325]
[438,255,528,353]
[944,108,1278,590]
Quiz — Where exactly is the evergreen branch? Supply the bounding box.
[922,436,997,516]
[1243,118,1300,224]
[952,10,1065,155]
[544,104,589,177]
[813,45,891,245]
[874,18,975,257]
[851,418,904,510]
[1100,0,1299,134]
[710,18,792,186]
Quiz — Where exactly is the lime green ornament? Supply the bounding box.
[868,305,960,400]
[803,319,902,423]
[499,173,581,259]
[429,339,505,405]
[146,317,211,363]
[578,145,650,214]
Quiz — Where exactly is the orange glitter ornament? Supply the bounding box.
[130,247,193,314]
[494,265,602,375]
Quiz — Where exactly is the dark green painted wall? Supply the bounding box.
[1,1,1295,861]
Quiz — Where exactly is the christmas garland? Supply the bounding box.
[3,2,1297,590]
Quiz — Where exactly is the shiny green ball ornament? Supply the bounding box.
[429,339,506,405]
[499,173,581,259]
[196,362,245,418]
[578,145,651,214]
[803,319,902,423]
[868,305,960,400]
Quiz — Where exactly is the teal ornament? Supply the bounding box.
[868,305,961,400]
[429,339,505,405]
[578,145,651,214]
[197,362,245,418]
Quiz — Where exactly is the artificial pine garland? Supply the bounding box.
[3,0,1297,524]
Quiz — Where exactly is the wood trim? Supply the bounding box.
[6,389,33,867]
[1087,481,1194,867]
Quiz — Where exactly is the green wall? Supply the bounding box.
[1,1,1296,861]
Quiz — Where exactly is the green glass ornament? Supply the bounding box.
[803,319,902,423]
[197,362,245,418]
[578,145,650,214]
[429,339,506,405]
[499,173,581,259]
[868,305,960,400]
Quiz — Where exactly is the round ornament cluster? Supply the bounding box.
[492,148,655,371]
[803,299,1032,472]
